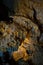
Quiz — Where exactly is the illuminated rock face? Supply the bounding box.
[12,38,34,61]
[0,16,43,65]
[0,0,43,65]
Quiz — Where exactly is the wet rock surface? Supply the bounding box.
[0,0,43,65]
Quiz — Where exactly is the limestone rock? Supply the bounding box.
[13,0,43,30]
[0,0,43,65]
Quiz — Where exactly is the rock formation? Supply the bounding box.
[0,0,43,65]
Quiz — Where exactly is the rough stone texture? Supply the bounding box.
[0,0,43,65]
[13,0,43,45]
[0,16,43,65]
[14,0,43,31]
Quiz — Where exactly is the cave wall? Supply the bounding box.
[3,0,14,10]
